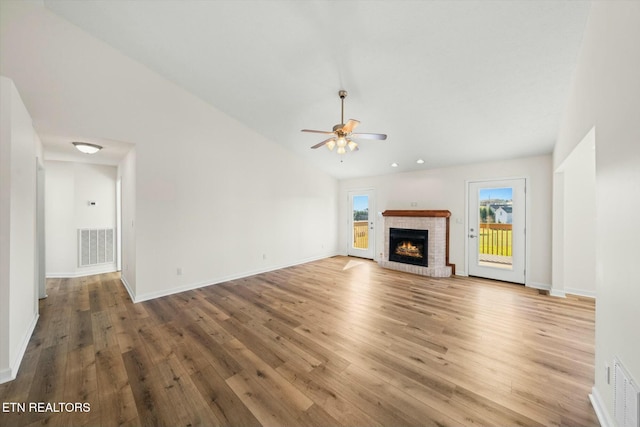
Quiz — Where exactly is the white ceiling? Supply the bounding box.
[40,0,590,178]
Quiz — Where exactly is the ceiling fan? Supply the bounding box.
[301,90,387,154]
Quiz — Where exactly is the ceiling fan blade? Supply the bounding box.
[342,119,360,133]
[301,129,335,135]
[310,137,336,149]
[351,132,387,140]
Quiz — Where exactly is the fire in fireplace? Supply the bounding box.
[389,228,428,267]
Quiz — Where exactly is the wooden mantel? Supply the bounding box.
[382,210,454,275]
[382,210,451,218]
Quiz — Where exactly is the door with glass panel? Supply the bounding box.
[348,190,375,259]
[468,179,525,283]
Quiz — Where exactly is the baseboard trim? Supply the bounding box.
[47,265,117,279]
[0,368,11,384]
[526,281,551,291]
[549,289,567,298]
[590,385,613,427]
[565,287,596,298]
[120,275,136,303]
[0,313,39,385]
[132,252,339,303]
[534,284,594,298]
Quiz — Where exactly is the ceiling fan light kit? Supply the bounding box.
[302,90,387,155]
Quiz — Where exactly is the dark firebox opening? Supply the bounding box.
[389,228,428,267]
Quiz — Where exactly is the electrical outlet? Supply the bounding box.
[177,267,182,276]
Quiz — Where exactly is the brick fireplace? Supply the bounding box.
[380,210,454,278]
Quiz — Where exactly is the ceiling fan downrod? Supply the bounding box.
[339,90,347,126]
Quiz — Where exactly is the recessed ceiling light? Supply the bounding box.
[391,162,398,168]
[416,158,425,164]
[72,142,103,154]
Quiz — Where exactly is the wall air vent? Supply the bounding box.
[78,228,114,267]
[614,357,640,427]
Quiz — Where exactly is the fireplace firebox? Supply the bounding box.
[389,228,428,267]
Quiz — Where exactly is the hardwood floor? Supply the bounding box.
[0,256,598,426]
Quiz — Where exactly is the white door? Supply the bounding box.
[468,179,526,283]
[348,190,375,259]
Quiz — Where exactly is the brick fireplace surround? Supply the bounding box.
[380,210,455,278]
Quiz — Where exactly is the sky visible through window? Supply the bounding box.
[353,195,368,211]
[479,187,512,201]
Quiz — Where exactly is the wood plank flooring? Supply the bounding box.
[0,256,598,426]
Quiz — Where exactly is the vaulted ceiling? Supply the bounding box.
[23,1,593,179]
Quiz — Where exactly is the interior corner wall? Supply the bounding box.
[551,171,565,296]
[45,160,117,277]
[0,76,39,384]
[553,129,596,298]
[0,77,11,382]
[553,2,640,424]
[35,135,46,299]
[338,154,552,287]
[118,148,136,297]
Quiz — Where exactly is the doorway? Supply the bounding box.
[348,190,375,259]
[468,179,526,283]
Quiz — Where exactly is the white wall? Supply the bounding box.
[339,154,552,288]
[553,128,596,297]
[45,160,117,277]
[553,2,640,425]
[36,156,46,298]
[0,2,339,302]
[0,77,39,384]
[118,148,136,297]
